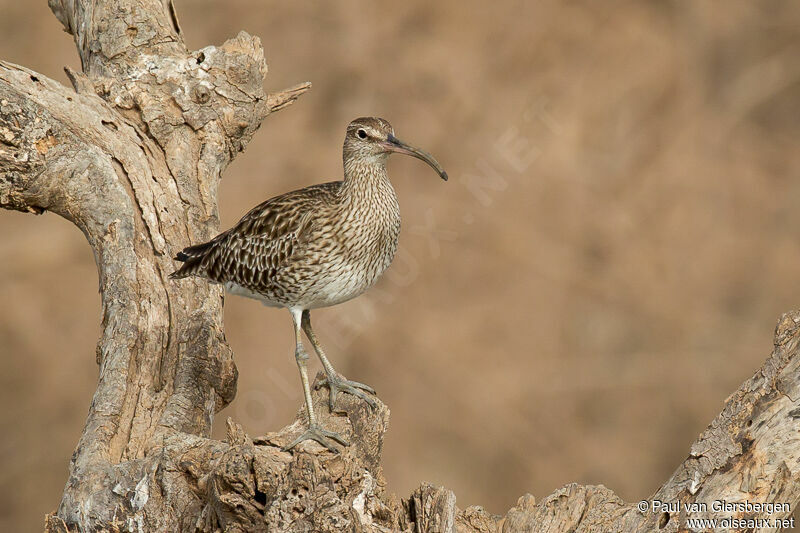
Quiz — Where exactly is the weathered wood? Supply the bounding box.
[3,0,309,529]
[1,1,799,532]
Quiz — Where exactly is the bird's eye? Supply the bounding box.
[357,129,367,139]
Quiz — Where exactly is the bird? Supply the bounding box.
[170,117,447,452]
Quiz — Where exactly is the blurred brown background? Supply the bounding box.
[1,1,799,531]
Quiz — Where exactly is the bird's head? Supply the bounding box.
[343,117,448,181]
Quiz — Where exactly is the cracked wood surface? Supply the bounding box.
[2,1,800,532]
[3,0,309,529]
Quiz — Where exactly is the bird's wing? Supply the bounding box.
[174,181,339,287]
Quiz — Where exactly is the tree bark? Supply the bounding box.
[1,2,799,532]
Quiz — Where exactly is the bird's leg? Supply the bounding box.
[283,309,349,452]
[301,310,376,412]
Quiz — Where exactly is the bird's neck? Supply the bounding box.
[341,155,393,201]
[339,156,400,229]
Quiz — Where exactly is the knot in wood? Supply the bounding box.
[192,84,211,104]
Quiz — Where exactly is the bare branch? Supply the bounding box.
[644,310,800,530]
[0,61,129,222]
[472,310,800,532]
[267,81,313,113]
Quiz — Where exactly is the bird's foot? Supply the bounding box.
[283,423,348,453]
[315,373,377,412]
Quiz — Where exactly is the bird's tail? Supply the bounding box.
[170,240,214,279]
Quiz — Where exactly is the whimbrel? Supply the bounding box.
[171,117,447,451]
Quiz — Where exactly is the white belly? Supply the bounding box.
[223,281,282,307]
[309,263,377,308]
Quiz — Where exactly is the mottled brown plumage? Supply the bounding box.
[171,117,447,451]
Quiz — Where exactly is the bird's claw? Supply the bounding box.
[282,423,349,453]
[315,374,377,412]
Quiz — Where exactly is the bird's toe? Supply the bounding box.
[283,424,349,453]
[319,374,377,412]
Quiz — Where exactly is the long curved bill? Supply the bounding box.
[383,134,448,181]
